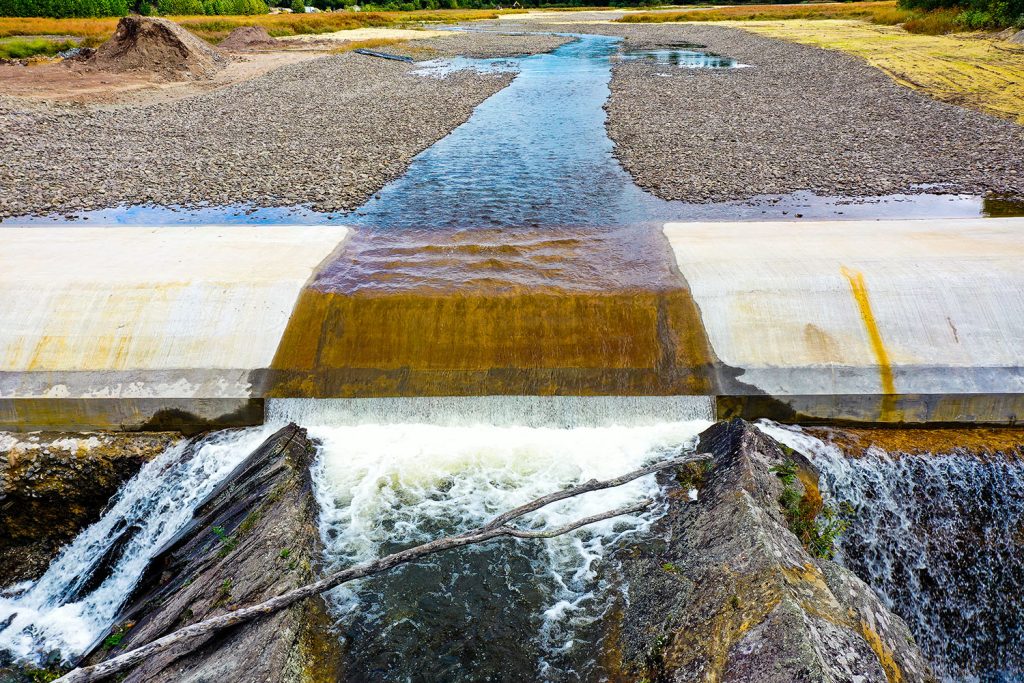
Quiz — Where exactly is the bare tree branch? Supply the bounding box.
[57,451,708,683]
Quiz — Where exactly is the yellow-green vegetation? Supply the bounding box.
[770,457,850,560]
[616,1,1003,35]
[618,2,912,26]
[0,8,521,45]
[730,19,1024,123]
[0,35,76,57]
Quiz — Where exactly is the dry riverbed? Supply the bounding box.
[0,32,567,220]
[592,22,1024,202]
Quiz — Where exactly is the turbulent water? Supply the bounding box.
[759,422,1024,683]
[0,398,712,678]
[0,426,275,662]
[276,397,712,680]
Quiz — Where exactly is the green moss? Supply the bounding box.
[772,459,851,560]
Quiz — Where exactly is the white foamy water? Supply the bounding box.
[278,397,713,674]
[755,420,1024,682]
[0,426,274,664]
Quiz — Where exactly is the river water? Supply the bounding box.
[0,29,1021,682]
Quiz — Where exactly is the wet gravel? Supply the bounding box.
[0,32,569,220]
[591,23,1024,202]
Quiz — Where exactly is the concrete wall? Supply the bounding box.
[664,218,1024,422]
[0,226,346,428]
[3,219,1023,428]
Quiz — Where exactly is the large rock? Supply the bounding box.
[90,16,228,80]
[85,423,343,682]
[0,432,179,585]
[606,419,934,682]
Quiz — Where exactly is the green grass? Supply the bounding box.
[0,36,75,58]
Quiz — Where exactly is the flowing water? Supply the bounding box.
[0,426,276,662]
[0,398,712,677]
[287,397,713,680]
[759,422,1024,683]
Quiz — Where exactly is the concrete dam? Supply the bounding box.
[2,216,1021,430]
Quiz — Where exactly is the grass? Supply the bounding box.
[616,1,1007,35]
[0,8,523,45]
[732,18,1024,122]
[770,458,849,561]
[0,36,76,58]
[618,2,912,25]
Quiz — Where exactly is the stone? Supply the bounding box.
[606,419,935,682]
[83,424,343,682]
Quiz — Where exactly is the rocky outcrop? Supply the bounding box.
[0,432,179,585]
[90,16,228,80]
[85,423,342,682]
[607,419,934,682]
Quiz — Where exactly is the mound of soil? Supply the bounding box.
[91,16,228,80]
[219,25,279,52]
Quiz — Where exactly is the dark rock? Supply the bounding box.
[85,423,343,682]
[0,432,179,585]
[607,419,934,682]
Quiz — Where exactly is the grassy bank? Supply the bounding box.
[616,1,1015,35]
[0,35,76,57]
[0,7,521,44]
[728,19,1024,122]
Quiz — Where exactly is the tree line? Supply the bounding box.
[0,0,266,16]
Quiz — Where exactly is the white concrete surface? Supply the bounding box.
[664,218,1024,397]
[0,226,348,398]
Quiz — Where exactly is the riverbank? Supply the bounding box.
[592,22,1024,202]
[0,31,568,220]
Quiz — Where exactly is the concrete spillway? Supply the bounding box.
[1,218,1022,429]
[664,218,1024,423]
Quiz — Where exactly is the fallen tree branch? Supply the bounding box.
[57,450,709,683]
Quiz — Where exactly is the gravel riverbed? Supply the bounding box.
[0,33,566,220]
[587,23,1024,202]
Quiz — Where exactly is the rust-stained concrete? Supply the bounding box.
[3,218,1024,428]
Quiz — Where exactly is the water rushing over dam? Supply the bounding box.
[0,397,712,678]
[761,422,1024,682]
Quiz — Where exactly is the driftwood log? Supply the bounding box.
[56,451,709,683]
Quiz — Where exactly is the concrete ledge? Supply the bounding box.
[666,217,1024,419]
[0,226,348,399]
[0,398,264,433]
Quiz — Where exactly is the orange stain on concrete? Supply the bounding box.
[841,267,900,420]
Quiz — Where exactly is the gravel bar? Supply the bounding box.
[0,32,567,220]
[586,23,1024,202]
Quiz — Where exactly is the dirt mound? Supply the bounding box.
[219,25,279,52]
[91,16,228,80]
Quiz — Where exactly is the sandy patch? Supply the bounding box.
[0,50,323,106]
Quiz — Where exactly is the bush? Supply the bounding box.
[290,0,305,11]
[900,0,1024,29]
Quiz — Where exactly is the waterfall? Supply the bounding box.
[0,426,275,664]
[272,396,713,679]
[266,395,715,428]
[758,421,1024,683]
